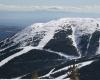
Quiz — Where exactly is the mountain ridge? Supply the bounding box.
[0,18,100,79]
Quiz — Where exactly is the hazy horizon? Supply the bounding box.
[0,0,100,26]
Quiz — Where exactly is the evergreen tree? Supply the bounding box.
[67,64,80,80]
[32,71,38,79]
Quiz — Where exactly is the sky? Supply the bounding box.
[0,0,100,26]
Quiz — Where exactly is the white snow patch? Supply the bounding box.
[55,73,69,79]
[39,68,55,78]
[14,73,30,79]
[0,43,16,52]
[37,26,57,48]
[69,26,81,57]
[45,49,77,59]
[0,46,36,67]
[52,66,69,74]
[78,60,94,68]
[96,38,100,54]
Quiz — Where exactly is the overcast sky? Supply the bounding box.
[0,0,100,5]
[0,0,100,13]
[0,0,100,26]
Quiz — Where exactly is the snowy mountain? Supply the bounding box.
[0,18,100,79]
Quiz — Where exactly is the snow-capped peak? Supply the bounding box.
[0,18,100,79]
[11,18,100,48]
[1,18,100,58]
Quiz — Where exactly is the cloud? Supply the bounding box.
[0,4,100,13]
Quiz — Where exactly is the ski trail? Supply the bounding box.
[0,27,56,67]
[78,60,94,68]
[0,46,36,67]
[14,73,30,79]
[85,34,93,55]
[69,26,81,57]
[45,49,78,59]
[39,68,55,78]
[37,26,56,48]
[55,73,69,79]
[40,60,94,79]
[96,38,100,54]
[0,43,16,52]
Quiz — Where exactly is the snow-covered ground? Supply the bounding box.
[10,18,100,47]
[0,46,35,67]
[0,18,100,67]
[0,18,100,79]
[38,59,94,79]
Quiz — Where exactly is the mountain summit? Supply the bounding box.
[0,18,100,79]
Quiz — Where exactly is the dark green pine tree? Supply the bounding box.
[67,64,80,80]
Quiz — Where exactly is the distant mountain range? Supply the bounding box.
[0,18,100,80]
